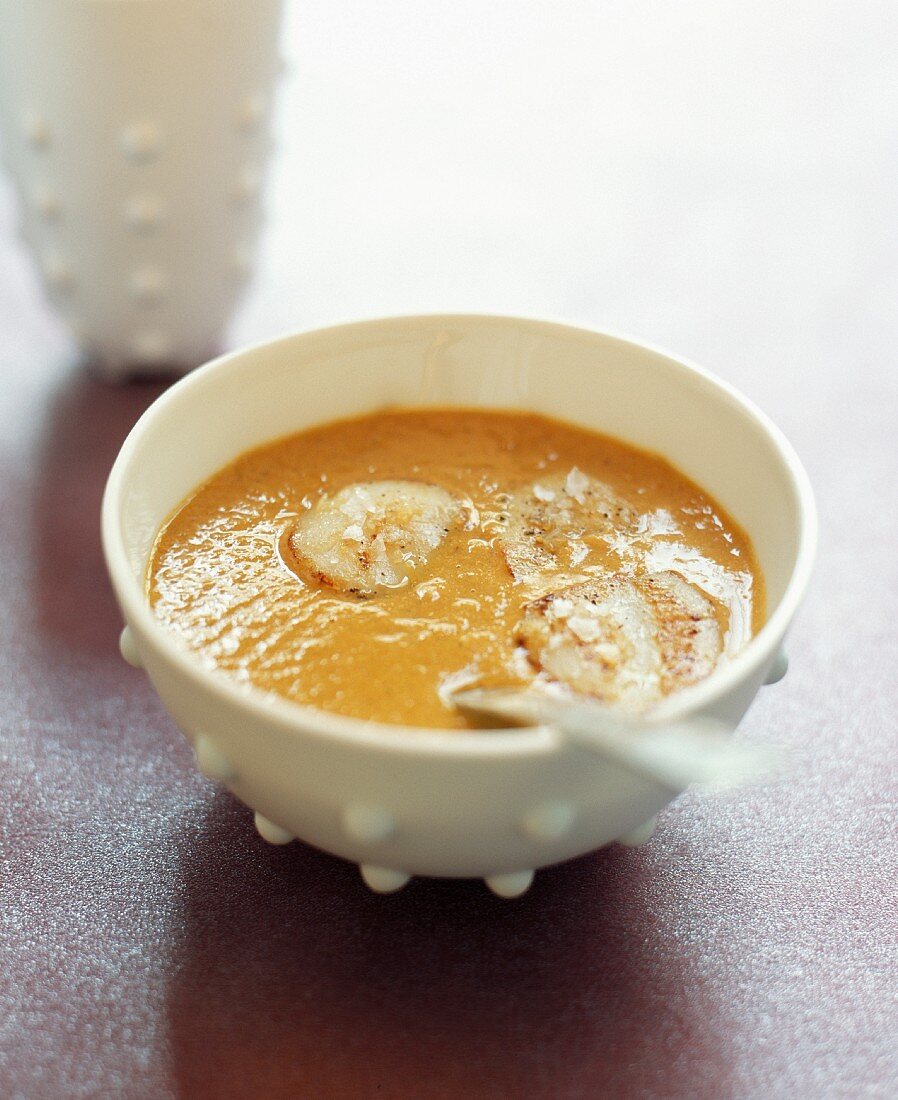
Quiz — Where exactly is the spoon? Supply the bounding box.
[452,687,785,790]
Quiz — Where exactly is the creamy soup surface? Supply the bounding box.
[149,408,765,728]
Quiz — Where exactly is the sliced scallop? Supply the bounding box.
[288,479,463,596]
[514,570,722,710]
[499,470,637,584]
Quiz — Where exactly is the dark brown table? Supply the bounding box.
[2,6,896,1096]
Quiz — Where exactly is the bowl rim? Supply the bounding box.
[101,312,818,758]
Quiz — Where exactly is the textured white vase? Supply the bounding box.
[0,0,284,378]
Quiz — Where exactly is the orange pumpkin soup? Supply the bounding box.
[148,408,764,728]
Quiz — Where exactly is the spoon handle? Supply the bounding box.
[556,705,782,789]
[452,689,782,790]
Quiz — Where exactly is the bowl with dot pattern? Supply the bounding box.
[102,314,816,897]
[0,0,283,378]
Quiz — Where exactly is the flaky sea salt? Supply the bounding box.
[339,484,377,519]
[549,597,574,620]
[564,466,589,503]
[570,541,589,565]
[533,484,556,502]
[594,643,621,665]
[370,532,398,585]
[567,614,603,642]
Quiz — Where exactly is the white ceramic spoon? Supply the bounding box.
[452,687,785,790]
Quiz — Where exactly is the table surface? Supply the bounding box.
[1,3,896,1098]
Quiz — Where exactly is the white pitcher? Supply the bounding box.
[0,0,284,379]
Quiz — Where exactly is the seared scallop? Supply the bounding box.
[499,469,637,584]
[289,480,463,596]
[514,570,722,710]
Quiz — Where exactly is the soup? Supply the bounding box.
[148,408,764,728]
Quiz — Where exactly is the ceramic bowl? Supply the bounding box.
[101,314,816,897]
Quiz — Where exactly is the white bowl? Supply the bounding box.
[101,314,816,897]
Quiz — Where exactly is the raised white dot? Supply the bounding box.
[120,120,163,163]
[22,112,51,149]
[617,815,657,848]
[359,865,410,893]
[764,647,789,685]
[238,92,266,131]
[124,194,164,231]
[119,626,142,668]
[342,805,396,843]
[254,812,294,845]
[129,267,166,305]
[42,254,74,293]
[194,734,236,783]
[233,165,260,203]
[520,802,575,841]
[31,185,61,221]
[130,330,171,363]
[485,870,535,899]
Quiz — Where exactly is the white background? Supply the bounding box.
[235,0,898,438]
